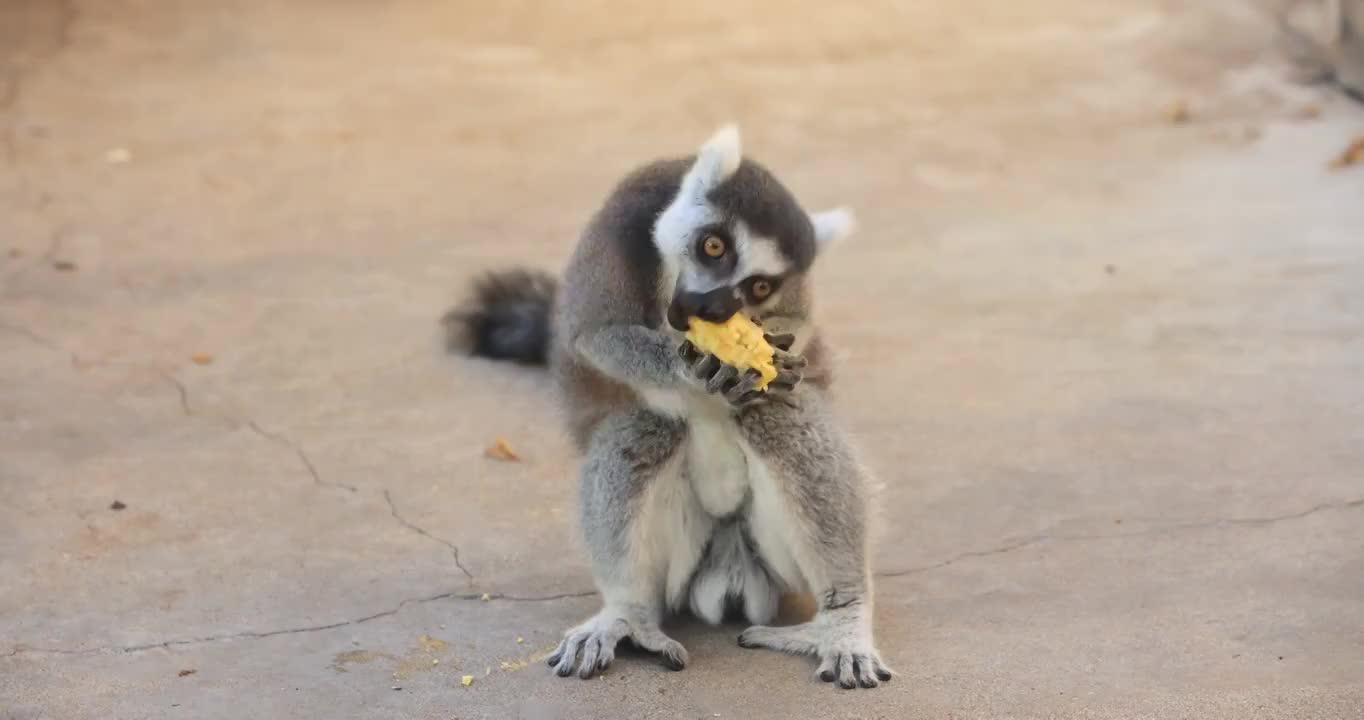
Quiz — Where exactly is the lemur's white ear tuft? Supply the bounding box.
[811,207,856,251]
[686,124,742,192]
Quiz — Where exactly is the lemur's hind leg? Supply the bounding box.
[733,390,894,690]
[548,409,711,679]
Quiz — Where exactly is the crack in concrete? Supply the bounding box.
[0,322,358,496]
[158,371,192,415]
[0,322,196,418]
[0,320,91,370]
[877,496,1364,578]
[4,588,596,658]
[0,321,69,358]
[10,501,1359,658]
[0,69,18,112]
[383,489,475,586]
[0,76,17,166]
[0,0,79,168]
[246,420,357,493]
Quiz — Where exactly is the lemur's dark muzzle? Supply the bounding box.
[667,286,741,331]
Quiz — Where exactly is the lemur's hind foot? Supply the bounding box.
[547,607,687,679]
[738,617,893,689]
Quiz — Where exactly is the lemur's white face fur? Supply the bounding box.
[652,125,854,331]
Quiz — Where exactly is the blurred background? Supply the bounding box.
[2,1,1362,719]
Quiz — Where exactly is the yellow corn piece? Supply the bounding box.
[685,314,778,390]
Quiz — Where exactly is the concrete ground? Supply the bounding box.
[3,1,1363,718]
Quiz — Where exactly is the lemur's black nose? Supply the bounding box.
[668,287,742,331]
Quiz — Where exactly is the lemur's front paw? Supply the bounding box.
[678,339,739,396]
[678,335,804,406]
[727,334,805,407]
[547,610,688,679]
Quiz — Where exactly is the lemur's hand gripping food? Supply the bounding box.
[684,314,778,390]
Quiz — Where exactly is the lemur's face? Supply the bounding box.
[661,218,794,332]
[652,126,855,332]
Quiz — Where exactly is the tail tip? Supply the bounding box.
[444,268,556,366]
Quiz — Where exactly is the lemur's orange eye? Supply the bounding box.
[702,236,726,258]
[751,279,772,299]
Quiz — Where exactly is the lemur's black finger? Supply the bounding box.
[764,333,796,351]
[773,369,802,387]
[734,390,766,406]
[678,340,701,362]
[774,352,807,370]
[873,659,893,682]
[725,370,763,403]
[693,354,721,381]
[852,656,879,688]
[705,363,739,394]
[553,634,586,677]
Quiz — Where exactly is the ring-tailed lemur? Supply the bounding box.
[446,126,892,689]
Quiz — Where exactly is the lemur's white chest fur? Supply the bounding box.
[637,323,813,519]
[683,399,750,517]
[637,387,751,518]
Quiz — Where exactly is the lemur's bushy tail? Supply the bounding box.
[443,268,557,366]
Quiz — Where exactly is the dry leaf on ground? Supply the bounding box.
[1165,100,1191,124]
[484,437,520,462]
[1329,136,1364,170]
